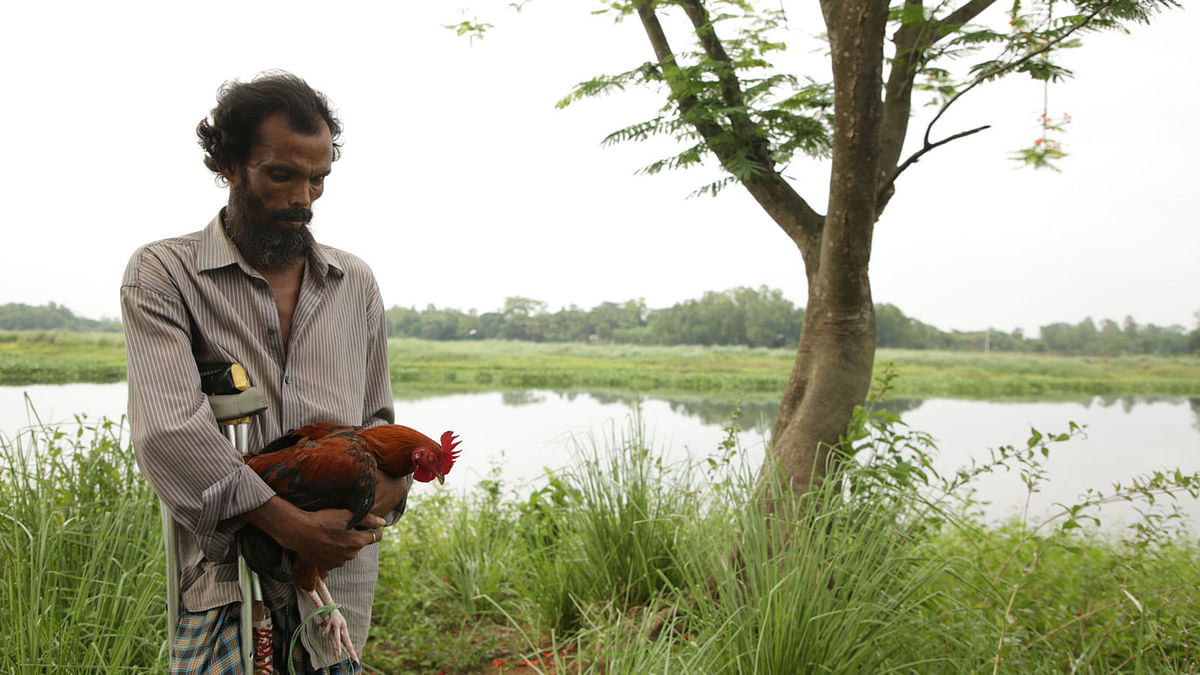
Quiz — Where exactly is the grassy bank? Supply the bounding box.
[4,331,1197,397]
[387,339,1200,397]
[3,412,1198,673]
[0,331,127,384]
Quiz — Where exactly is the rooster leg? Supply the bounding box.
[304,580,359,663]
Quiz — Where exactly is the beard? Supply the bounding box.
[224,180,315,271]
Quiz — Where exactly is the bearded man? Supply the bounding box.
[121,71,409,674]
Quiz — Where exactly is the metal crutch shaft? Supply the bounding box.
[161,363,269,673]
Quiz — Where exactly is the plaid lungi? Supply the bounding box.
[171,602,361,674]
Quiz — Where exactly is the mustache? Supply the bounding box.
[270,206,313,224]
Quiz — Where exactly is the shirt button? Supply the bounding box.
[283,374,292,385]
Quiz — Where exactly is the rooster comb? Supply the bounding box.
[439,431,461,471]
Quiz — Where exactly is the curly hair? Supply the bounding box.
[196,71,342,178]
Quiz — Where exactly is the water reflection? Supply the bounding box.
[500,390,547,407]
[495,389,783,428]
[2,383,1197,533]
[871,397,926,416]
[512,391,929,430]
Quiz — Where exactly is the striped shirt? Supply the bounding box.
[121,212,396,669]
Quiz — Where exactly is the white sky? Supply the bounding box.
[1,1,1197,336]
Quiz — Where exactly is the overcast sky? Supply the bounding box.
[2,1,1197,336]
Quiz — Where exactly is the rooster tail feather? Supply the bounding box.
[236,526,294,584]
[255,432,305,456]
[255,423,349,456]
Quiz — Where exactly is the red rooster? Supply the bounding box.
[239,423,461,661]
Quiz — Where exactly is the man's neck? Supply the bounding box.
[261,259,306,348]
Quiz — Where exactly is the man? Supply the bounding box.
[122,71,408,673]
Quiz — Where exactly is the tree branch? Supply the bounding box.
[876,0,1115,209]
[634,0,824,251]
[677,0,771,162]
[877,0,999,211]
[878,123,990,211]
[876,0,929,200]
[922,0,1117,147]
[634,2,724,141]
[936,0,997,34]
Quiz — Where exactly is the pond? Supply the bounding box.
[2,383,1198,533]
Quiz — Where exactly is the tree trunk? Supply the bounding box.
[766,0,889,494]
[633,0,891,495]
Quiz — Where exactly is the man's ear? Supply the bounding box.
[219,164,239,186]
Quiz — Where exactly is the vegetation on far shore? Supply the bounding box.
[0,330,128,384]
[384,338,1200,398]
[3,330,1199,398]
[5,294,1198,357]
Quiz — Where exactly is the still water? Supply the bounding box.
[3,383,1198,532]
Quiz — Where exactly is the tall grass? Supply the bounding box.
[517,418,698,634]
[0,415,165,672]
[374,397,1200,674]
[2,403,1197,673]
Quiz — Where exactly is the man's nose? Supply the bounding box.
[290,182,314,208]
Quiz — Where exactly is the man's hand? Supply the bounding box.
[371,470,411,518]
[242,496,383,570]
[291,508,385,570]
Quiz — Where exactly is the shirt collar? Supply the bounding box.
[196,211,343,279]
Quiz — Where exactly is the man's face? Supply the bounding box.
[222,112,333,270]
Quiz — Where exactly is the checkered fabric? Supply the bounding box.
[171,605,243,675]
[172,603,361,674]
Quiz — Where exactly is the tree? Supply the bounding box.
[500,296,549,341]
[1192,311,1200,354]
[736,286,803,348]
[875,303,918,349]
[465,0,1175,494]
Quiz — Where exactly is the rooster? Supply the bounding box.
[239,423,461,661]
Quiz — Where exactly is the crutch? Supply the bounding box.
[161,362,271,673]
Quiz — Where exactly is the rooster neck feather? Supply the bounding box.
[359,424,437,477]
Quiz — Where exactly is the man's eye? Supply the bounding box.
[310,176,325,187]
[269,171,291,182]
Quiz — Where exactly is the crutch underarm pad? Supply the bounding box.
[207,388,268,424]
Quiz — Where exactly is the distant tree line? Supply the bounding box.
[0,302,121,332]
[7,293,1199,355]
[386,288,805,349]
[383,287,1199,356]
[874,304,1199,355]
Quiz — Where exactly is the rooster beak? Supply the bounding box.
[435,471,445,485]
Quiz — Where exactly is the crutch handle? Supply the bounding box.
[199,363,267,425]
[198,362,250,395]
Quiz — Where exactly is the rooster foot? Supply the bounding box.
[307,581,359,663]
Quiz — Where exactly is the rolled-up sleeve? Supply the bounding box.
[122,247,274,561]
